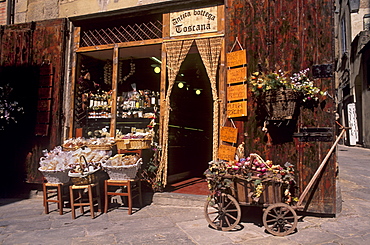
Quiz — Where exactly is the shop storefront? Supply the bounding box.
[66,4,225,187]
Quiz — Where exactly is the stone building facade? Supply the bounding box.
[335,0,370,147]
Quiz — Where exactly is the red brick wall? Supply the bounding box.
[0,2,6,25]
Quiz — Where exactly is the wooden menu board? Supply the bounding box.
[227,101,247,118]
[220,126,238,143]
[227,84,247,101]
[227,66,247,84]
[227,50,247,68]
[218,144,236,161]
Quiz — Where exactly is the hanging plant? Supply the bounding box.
[249,68,326,103]
[249,68,327,120]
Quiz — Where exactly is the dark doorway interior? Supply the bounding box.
[0,66,39,197]
[168,50,213,182]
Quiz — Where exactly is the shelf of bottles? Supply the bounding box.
[87,90,112,119]
[117,89,159,119]
[87,89,159,119]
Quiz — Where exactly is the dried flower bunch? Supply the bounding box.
[249,68,326,103]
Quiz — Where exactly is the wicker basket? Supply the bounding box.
[103,158,142,180]
[68,168,101,185]
[264,89,302,120]
[62,146,83,151]
[85,144,114,151]
[39,168,70,184]
[115,139,151,150]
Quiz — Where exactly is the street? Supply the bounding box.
[0,144,370,245]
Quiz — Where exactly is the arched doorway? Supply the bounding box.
[167,49,213,182]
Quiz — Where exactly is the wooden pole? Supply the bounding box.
[297,127,347,207]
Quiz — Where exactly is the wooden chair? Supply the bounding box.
[104,179,142,215]
[69,183,101,219]
[43,182,69,215]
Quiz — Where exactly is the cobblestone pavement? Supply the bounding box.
[0,145,369,245]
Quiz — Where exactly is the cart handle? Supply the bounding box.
[296,125,348,207]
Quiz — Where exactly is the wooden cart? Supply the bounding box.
[204,126,347,236]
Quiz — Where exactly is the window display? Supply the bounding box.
[74,54,160,140]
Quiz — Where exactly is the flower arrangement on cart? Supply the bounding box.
[203,152,299,236]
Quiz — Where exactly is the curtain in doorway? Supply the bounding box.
[157,39,193,186]
[195,37,223,161]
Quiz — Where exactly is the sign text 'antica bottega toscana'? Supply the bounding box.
[169,6,218,37]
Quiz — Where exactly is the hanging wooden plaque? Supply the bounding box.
[218,144,236,161]
[220,126,238,143]
[227,84,247,101]
[227,66,247,84]
[227,50,247,68]
[227,101,247,118]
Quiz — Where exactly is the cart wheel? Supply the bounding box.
[262,203,298,236]
[204,193,241,231]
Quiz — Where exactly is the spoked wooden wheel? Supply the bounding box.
[204,193,241,231]
[262,203,298,236]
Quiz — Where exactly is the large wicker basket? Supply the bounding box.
[115,139,151,150]
[264,89,302,120]
[68,168,101,185]
[103,158,142,180]
[39,168,70,184]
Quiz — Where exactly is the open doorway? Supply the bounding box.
[167,47,213,189]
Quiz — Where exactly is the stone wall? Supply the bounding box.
[13,0,170,23]
[350,0,370,40]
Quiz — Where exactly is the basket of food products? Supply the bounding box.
[85,137,116,151]
[68,155,102,185]
[115,133,152,150]
[102,154,142,180]
[38,146,73,184]
[62,137,86,151]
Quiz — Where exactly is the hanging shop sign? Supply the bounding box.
[227,101,247,118]
[220,126,238,143]
[169,6,218,37]
[227,84,247,101]
[218,144,236,161]
[227,49,247,68]
[227,66,247,84]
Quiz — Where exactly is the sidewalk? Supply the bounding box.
[0,145,370,244]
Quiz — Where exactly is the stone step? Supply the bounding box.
[152,192,208,207]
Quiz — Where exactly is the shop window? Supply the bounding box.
[74,45,161,139]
